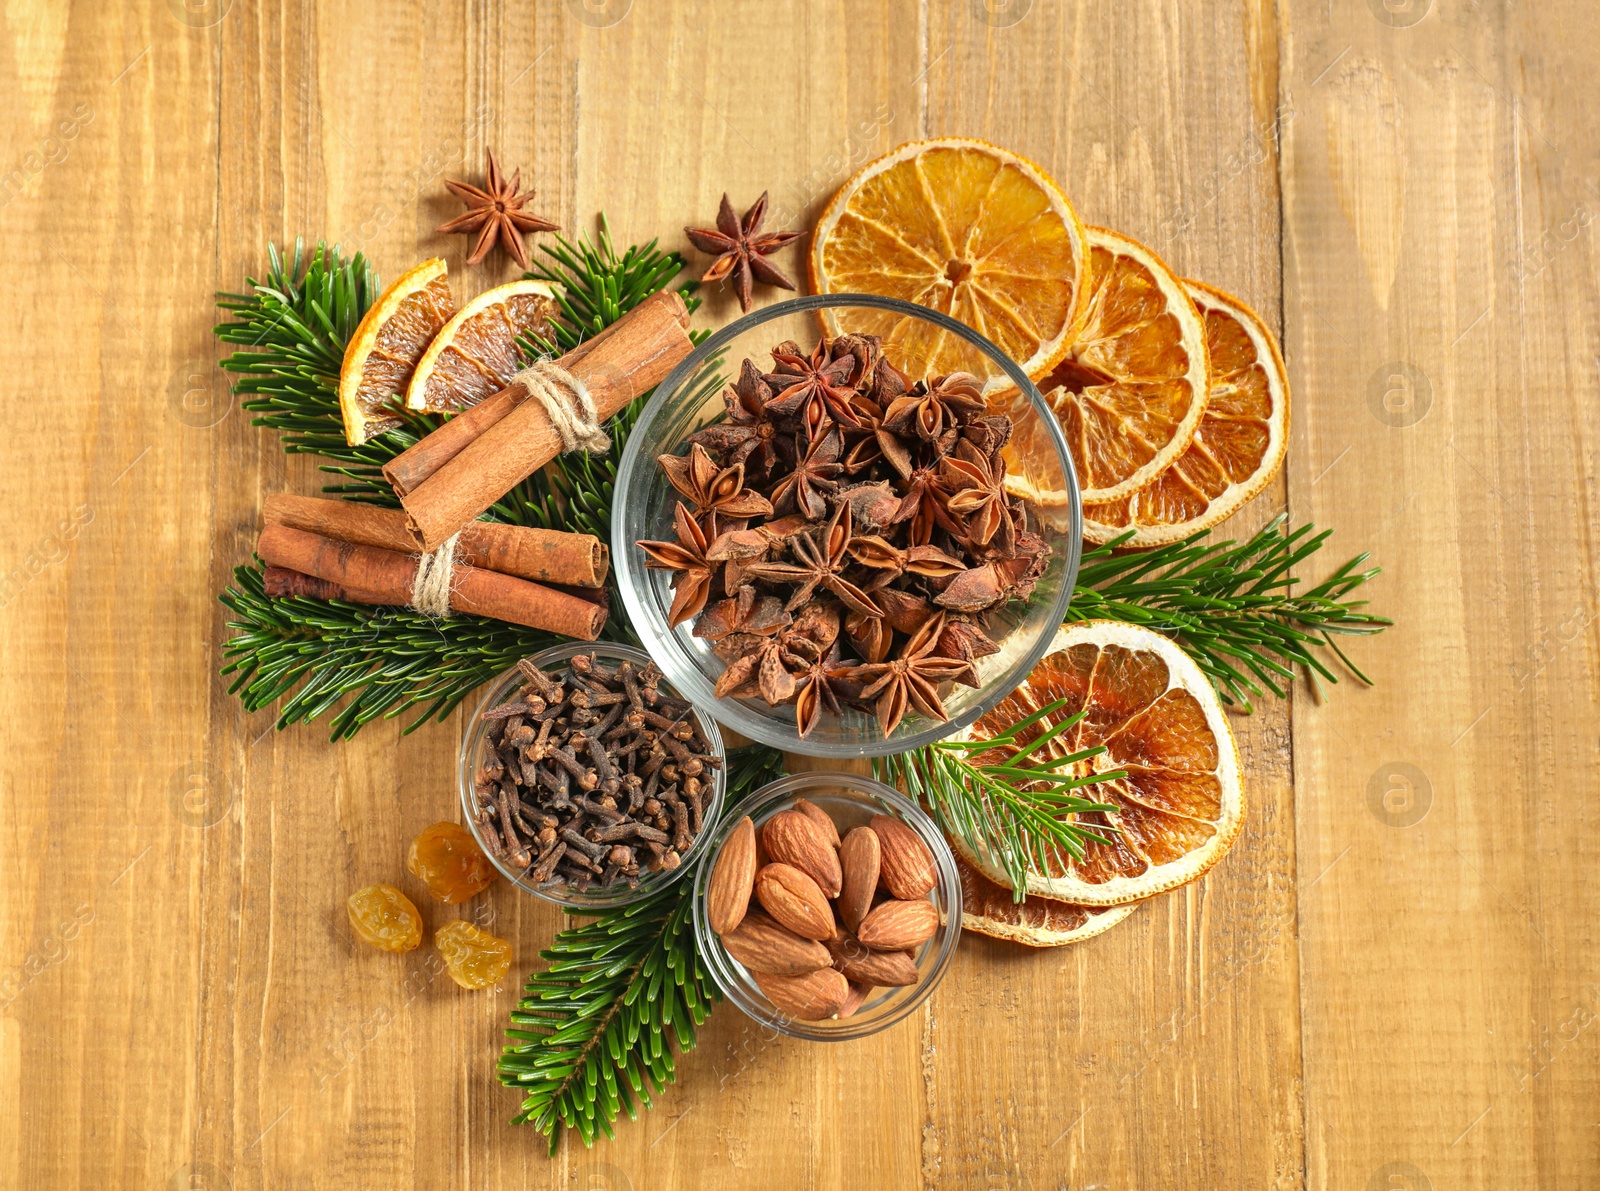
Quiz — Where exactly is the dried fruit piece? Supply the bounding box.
[722,912,831,976]
[836,826,881,934]
[753,967,850,1021]
[857,898,940,951]
[762,810,843,898]
[707,816,758,934]
[825,930,920,987]
[871,815,937,899]
[347,884,424,952]
[793,798,842,848]
[407,821,497,904]
[754,863,835,941]
[435,919,513,990]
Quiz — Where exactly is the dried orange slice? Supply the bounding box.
[338,258,455,445]
[808,138,1088,385]
[956,851,1139,947]
[1082,280,1289,545]
[998,226,1210,508]
[954,621,1244,906]
[405,279,562,413]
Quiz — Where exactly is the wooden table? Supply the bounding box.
[3,2,1595,1187]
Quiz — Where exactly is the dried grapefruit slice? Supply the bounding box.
[956,851,1139,947]
[404,279,562,413]
[998,226,1210,507]
[1082,280,1289,545]
[954,620,1244,906]
[338,258,455,445]
[808,138,1088,385]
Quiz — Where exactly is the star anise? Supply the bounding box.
[787,642,863,738]
[684,192,800,313]
[764,339,864,440]
[847,613,971,736]
[940,438,1013,552]
[934,531,1050,613]
[744,502,881,617]
[848,536,967,590]
[693,585,791,642]
[435,148,558,270]
[767,427,844,521]
[687,360,789,479]
[890,462,958,546]
[840,393,914,478]
[660,443,775,520]
[713,632,800,705]
[637,503,717,628]
[845,607,892,664]
[884,372,987,445]
[933,615,999,689]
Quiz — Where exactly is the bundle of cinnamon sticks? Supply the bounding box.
[254,290,696,640]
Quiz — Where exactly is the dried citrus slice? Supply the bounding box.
[404,279,562,413]
[808,137,1088,385]
[997,226,1210,507]
[955,851,1139,947]
[953,620,1244,906]
[1082,280,1289,545]
[338,258,455,445]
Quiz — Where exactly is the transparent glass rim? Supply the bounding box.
[456,640,726,910]
[691,771,963,1042]
[613,293,1083,758]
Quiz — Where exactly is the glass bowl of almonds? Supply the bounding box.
[691,771,962,1040]
[613,293,1082,758]
[458,641,726,910]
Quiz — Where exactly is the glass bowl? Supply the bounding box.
[457,641,726,910]
[612,293,1082,758]
[691,772,962,1041]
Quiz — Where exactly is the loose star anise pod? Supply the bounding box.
[933,615,999,689]
[884,372,987,445]
[767,426,844,521]
[744,502,881,617]
[848,536,968,590]
[435,148,558,270]
[660,443,775,520]
[934,530,1050,613]
[845,607,892,665]
[713,632,799,705]
[687,360,789,479]
[693,584,791,642]
[840,394,915,478]
[834,480,903,534]
[684,192,800,313]
[764,339,864,440]
[940,438,1014,552]
[847,612,971,736]
[788,643,863,738]
[890,462,959,546]
[637,503,718,628]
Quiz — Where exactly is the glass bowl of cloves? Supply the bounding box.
[457,641,727,909]
[613,294,1082,758]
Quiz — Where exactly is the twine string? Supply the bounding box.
[411,531,459,618]
[511,360,611,456]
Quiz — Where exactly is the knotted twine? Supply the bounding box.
[408,361,608,618]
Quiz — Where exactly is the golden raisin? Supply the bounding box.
[435,920,512,989]
[347,884,423,952]
[407,821,497,903]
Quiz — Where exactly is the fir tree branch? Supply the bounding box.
[499,745,785,1153]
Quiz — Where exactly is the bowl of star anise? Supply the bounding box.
[613,294,1081,757]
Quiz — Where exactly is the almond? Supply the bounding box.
[754,863,835,940]
[706,816,757,934]
[762,811,842,898]
[754,967,850,1021]
[836,980,873,1019]
[836,826,881,934]
[794,797,841,848]
[825,929,920,986]
[857,898,940,950]
[870,814,937,899]
[722,912,831,976]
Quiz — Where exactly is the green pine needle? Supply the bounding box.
[499,745,785,1153]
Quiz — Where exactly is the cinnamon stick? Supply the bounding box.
[264,493,609,588]
[399,291,695,550]
[256,524,606,640]
[262,566,390,605]
[382,292,685,496]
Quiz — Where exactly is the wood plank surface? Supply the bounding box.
[0,1,1593,1188]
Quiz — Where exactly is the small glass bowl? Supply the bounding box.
[457,641,726,911]
[691,772,962,1041]
[612,293,1082,758]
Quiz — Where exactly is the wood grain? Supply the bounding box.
[0,1,1593,1188]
